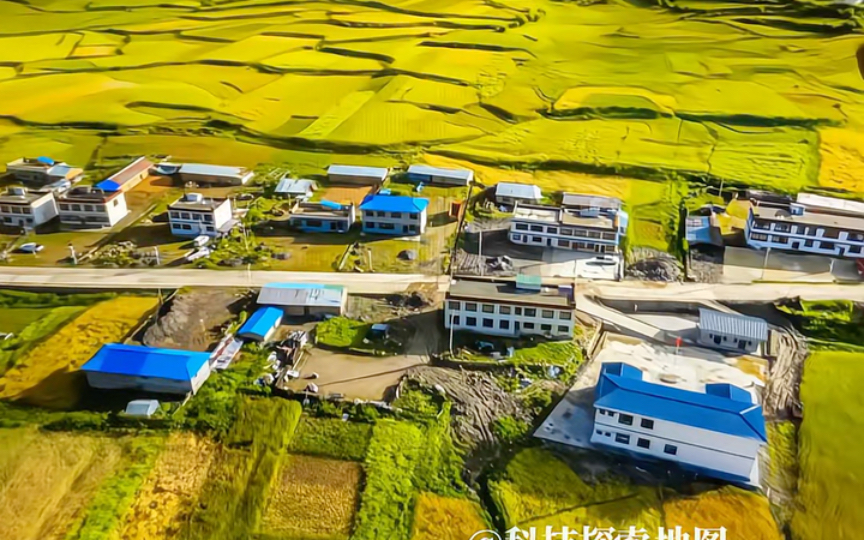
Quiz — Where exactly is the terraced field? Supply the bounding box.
[0,0,861,237]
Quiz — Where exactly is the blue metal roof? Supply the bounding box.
[705,383,753,403]
[238,306,283,339]
[595,363,766,442]
[95,179,121,192]
[360,194,429,213]
[81,344,210,381]
[600,362,642,379]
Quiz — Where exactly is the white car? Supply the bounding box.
[192,235,210,247]
[18,242,44,254]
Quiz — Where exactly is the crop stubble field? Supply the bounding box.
[0,0,862,249]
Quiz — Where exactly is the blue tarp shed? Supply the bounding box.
[95,179,121,192]
[595,363,766,442]
[81,344,213,395]
[237,306,284,342]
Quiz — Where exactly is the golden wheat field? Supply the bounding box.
[663,487,782,540]
[410,493,488,540]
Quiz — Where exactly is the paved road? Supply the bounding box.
[0,266,861,300]
[0,267,447,294]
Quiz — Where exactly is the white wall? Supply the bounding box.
[59,194,127,228]
[444,299,574,338]
[362,207,427,234]
[590,407,762,480]
[746,212,864,258]
[0,195,58,228]
[509,220,619,253]
[169,200,233,237]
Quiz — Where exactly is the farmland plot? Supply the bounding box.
[663,488,781,540]
[410,493,488,540]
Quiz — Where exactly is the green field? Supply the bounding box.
[792,351,864,540]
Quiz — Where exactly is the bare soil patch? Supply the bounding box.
[143,289,249,351]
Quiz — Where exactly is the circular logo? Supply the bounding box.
[469,530,502,540]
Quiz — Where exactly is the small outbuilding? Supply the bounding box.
[125,399,160,417]
[495,182,542,206]
[237,306,284,342]
[82,344,212,395]
[697,309,768,354]
[327,165,388,185]
[258,282,347,317]
[178,163,254,186]
[407,165,473,186]
[275,178,317,199]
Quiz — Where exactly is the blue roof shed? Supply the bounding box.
[237,306,284,342]
[82,344,210,381]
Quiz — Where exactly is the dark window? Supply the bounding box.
[541,324,552,331]
[500,306,512,315]
[448,301,460,310]
[524,308,537,317]
[774,223,791,233]
[558,240,570,248]
[822,228,840,239]
[542,310,554,319]
[482,304,495,313]
[499,320,510,330]
[523,322,535,329]
[515,223,528,231]
[306,219,322,227]
[641,418,654,430]
[547,227,558,234]
[820,241,835,250]
[530,225,543,232]
[596,430,603,436]
[465,303,477,312]
[365,210,374,218]
[664,444,678,456]
[452,315,460,325]
[466,317,477,326]
[515,307,522,316]
[559,311,572,320]
[482,318,494,328]
[615,433,630,445]
[637,438,651,449]
[557,325,568,333]
[366,221,376,228]
[376,211,386,217]
[618,414,633,426]
[391,212,402,218]
[408,212,418,219]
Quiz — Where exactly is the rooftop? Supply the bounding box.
[595,362,766,442]
[95,156,152,192]
[81,344,210,381]
[179,163,251,178]
[0,188,51,204]
[275,178,317,194]
[407,164,473,181]
[562,193,622,210]
[513,203,615,229]
[238,306,283,339]
[290,201,353,218]
[447,278,574,308]
[797,192,864,217]
[168,193,230,211]
[328,164,389,179]
[698,309,769,342]
[751,204,864,232]
[360,194,429,213]
[495,182,542,200]
[60,186,122,202]
[7,156,61,169]
[258,282,346,308]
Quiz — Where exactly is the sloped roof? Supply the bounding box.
[238,306,283,339]
[698,309,768,342]
[360,194,429,213]
[562,193,622,209]
[81,344,210,381]
[179,163,250,178]
[407,164,473,181]
[495,182,542,200]
[328,165,389,179]
[275,178,317,194]
[258,282,345,308]
[594,363,766,442]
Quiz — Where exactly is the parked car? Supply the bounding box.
[192,235,210,247]
[17,243,44,254]
[587,255,617,266]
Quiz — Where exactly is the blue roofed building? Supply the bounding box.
[81,344,212,395]
[237,306,284,342]
[359,194,429,236]
[590,362,766,485]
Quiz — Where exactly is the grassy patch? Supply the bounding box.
[777,300,864,348]
[663,487,781,540]
[767,421,799,496]
[455,334,583,378]
[410,493,488,540]
[314,317,404,355]
[289,416,373,461]
[792,351,864,540]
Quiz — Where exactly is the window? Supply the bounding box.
[822,228,840,239]
[366,221,376,228]
[774,223,791,233]
[750,233,768,241]
[482,304,495,313]
[376,211,386,217]
[524,308,537,317]
[181,224,192,230]
[850,232,864,242]
[499,320,510,330]
[772,235,789,244]
[380,223,395,230]
[170,211,180,219]
[562,228,573,236]
[850,245,862,255]
[558,240,570,248]
[637,438,651,449]
[618,414,633,426]
[482,318,494,328]
[448,301,460,310]
[820,241,835,250]
[530,225,543,232]
[171,223,181,230]
[306,219,322,227]
[391,212,402,218]
[547,227,558,235]
[559,311,572,320]
[10,207,20,214]
[541,324,552,332]
[615,434,630,445]
[71,204,81,212]
[409,213,418,219]
[466,317,477,327]
[465,303,477,312]
[60,203,70,211]
[664,444,678,456]
[452,315,460,325]
[203,215,213,223]
[511,234,521,241]
[804,239,815,247]
[531,236,542,243]
[640,418,654,430]
[22,207,31,215]
[206,226,214,232]
[595,430,603,436]
[83,204,94,212]
[365,210,374,218]
[557,325,568,333]
[523,322,535,330]
[500,306,512,315]
[515,307,522,316]
[542,310,554,319]
[515,223,528,231]
[752,220,770,230]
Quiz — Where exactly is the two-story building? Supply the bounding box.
[178,163,254,186]
[590,362,766,485]
[509,202,628,254]
[288,201,355,233]
[6,157,83,186]
[0,187,58,229]
[328,165,389,185]
[407,164,473,186]
[359,195,428,236]
[168,193,234,237]
[444,277,576,338]
[745,193,864,258]
[58,186,128,229]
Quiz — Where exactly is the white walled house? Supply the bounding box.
[745,194,864,258]
[6,157,83,185]
[0,187,58,228]
[359,194,429,236]
[509,202,628,254]
[58,186,128,229]
[590,362,766,485]
[444,278,575,338]
[697,308,768,354]
[168,193,234,237]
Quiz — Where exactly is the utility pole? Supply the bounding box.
[761,246,771,280]
[154,246,161,266]
[68,243,77,265]
[478,229,483,276]
[448,310,455,354]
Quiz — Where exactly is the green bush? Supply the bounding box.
[492,416,532,444]
[290,416,373,461]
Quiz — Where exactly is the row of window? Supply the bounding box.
[2,216,32,224]
[60,215,110,223]
[365,222,417,232]
[451,315,569,333]
[513,222,617,240]
[171,223,216,232]
[294,218,346,230]
[0,206,33,215]
[448,301,572,320]
[596,430,678,456]
[59,201,119,212]
[751,220,864,242]
[169,211,215,223]
[512,234,617,253]
[363,210,420,220]
[750,233,863,254]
